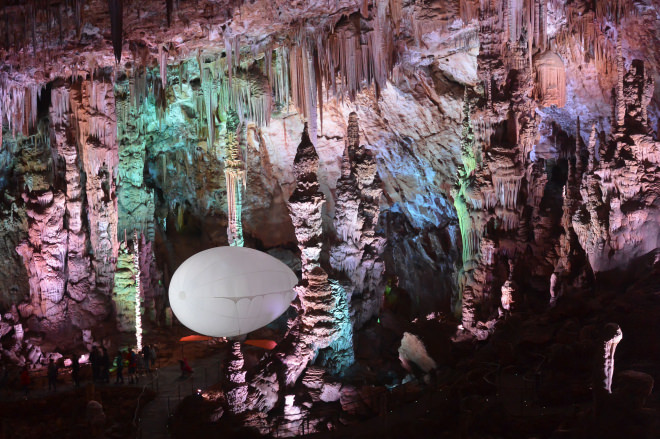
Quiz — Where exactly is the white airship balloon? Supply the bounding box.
[168,246,299,337]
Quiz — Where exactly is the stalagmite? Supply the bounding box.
[602,323,622,393]
[16,190,68,323]
[287,124,325,274]
[330,112,385,327]
[549,272,559,307]
[226,341,248,414]
[574,58,660,272]
[133,230,143,352]
[500,260,516,312]
[50,84,96,304]
[587,124,598,172]
[225,112,247,247]
[615,37,625,128]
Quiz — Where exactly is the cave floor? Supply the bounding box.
[137,347,228,438]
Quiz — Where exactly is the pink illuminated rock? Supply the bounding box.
[574,58,660,272]
[16,190,67,323]
[500,260,516,312]
[287,124,325,276]
[602,323,623,394]
[398,332,437,374]
[69,77,119,296]
[533,51,566,108]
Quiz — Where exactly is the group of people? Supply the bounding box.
[17,357,70,398]
[91,344,158,385]
[13,343,158,398]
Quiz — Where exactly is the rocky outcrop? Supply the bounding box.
[16,190,67,328]
[50,85,96,306]
[533,51,567,108]
[244,127,356,415]
[115,71,156,242]
[398,332,437,375]
[330,112,385,327]
[285,128,355,376]
[112,242,137,333]
[573,58,660,272]
[69,75,119,295]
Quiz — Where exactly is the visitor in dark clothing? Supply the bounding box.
[71,356,80,388]
[150,344,158,369]
[101,347,111,383]
[179,358,193,378]
[128,349,137,384]
[90,346,100,382]
[47,358,58,391]
[115,351,124,384]
[142,345,151,372]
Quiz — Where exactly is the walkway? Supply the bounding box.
[137,352,227,438]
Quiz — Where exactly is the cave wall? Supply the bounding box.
[0,0,658,366]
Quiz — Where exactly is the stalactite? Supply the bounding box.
[389,0,403,32]
[533,51,566,108]
[271,48,290,108]
[109,0,123,63]
[508,0,523,44]
[200,62,215,150]
[492,175,523,209]
[159,46,168,90]
[166,0,173,27]
[285,11,396,133]
[460,0,479,24]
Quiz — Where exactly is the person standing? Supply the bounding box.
[150,344,158,370]
[71,356,80,388]
[179,358,193,378]
[115,351,124,384]
[101,347,111,384]
[142,345,151,373]
[90,346,100,382]
[128,349,137,384]
[47,358,58,391]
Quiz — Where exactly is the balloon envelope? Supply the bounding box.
[169,246,299,337]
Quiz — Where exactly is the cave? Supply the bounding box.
[1,0,659,438]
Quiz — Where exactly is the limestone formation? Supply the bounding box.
[398,332,437,374]
[573,59,660,272]
[500,260,516,312]
[330,112,385,327]
[225,341,249,414]
[0,1,658,436]
[112,242,136,333]
[287,125,325,276]
[533,51,566,108]
[601,323,623,394]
